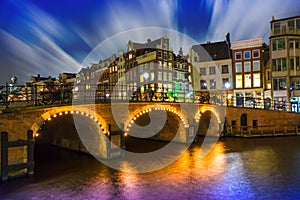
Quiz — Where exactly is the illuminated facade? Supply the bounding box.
[76,36,191,102]
[270,16,300,112]
[189,34,232,104]
[231,38,264,107]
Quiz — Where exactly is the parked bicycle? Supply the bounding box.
[0,86,9,109]
[38,84,72,105]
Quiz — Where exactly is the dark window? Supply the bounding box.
[253,50,260,58]
[274,22,280,35]
[279,78,286,90]
[273,78,278,90]
[222,65,229,74]
[231,120,237,130]
[158,51,162,58]
[235,52,242,60]
[209,66,216,75]
[278,39,285,50]
[290,58,294,70]
[200,80,207,89]
[253,120,258,128]
[288,20,295,32]
[297,19,300,30]
[200,67,206,75]
[163,52,167,60]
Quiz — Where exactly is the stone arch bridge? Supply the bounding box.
[0,102,299,159]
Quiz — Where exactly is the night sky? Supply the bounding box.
[0,0,300,83]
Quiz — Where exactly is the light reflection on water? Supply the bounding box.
[1,137,300,199]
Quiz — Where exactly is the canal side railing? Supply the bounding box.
[1,83,300,114]
[1,130,34,181]
[227,125,300,137]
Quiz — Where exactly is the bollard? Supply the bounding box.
[27,130,34,176]
[1,132,8,181]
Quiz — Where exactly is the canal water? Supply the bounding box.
[1,136,300,199]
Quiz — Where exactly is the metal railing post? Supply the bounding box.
[1,132,8,181]
[34,85,37,106]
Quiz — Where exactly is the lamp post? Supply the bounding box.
[143,72,149,101]
[225,82,231,106]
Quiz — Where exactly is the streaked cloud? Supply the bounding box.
[1,0,300,83]
[206,0,300,42]
[0,28,81,82]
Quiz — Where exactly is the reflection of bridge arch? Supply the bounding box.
[31,106,109,137]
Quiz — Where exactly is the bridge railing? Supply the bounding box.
[0,83,299,113]
[227,125,300,137]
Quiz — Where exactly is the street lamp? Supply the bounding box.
[225,82,231,106]
[143,72,149,101]
[143,72,149,80]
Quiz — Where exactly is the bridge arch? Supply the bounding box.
[31,106,110,137]
[124,104,189,142]
[194,106,223,135]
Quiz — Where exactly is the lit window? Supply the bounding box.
[158,61,162,69]
[158,72,162,81]
[253,60,260,71]
[163,72,167,81]
[150,63,154,70]
[168,72,172,82]
[140,75,144,83]
[244,51,251,59]
[235,62,242,73]
[223,78,229,88]
[150,72,155,81]
[210,79,216,89]
[236,75,243,88]
[244,74,251,88]
[244,62,251,72]
[235,52,242,60]
[253,73,260,87]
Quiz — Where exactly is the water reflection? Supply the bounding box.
[1,137,300,199]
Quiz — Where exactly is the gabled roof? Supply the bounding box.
[192,41,231,62]
[30,75,56,82]
[60,72,77,77]
[77,68,89,74]
[129,38,163,50]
